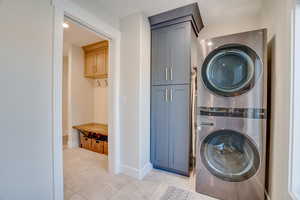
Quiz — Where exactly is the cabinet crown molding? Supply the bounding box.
[82,40,109,52]
[148,3,204,36]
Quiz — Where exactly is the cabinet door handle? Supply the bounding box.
[165,67,168,81]
[170,88,173,102]
[165,88,168,102]
[170,67,173,81]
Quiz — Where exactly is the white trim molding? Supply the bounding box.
[140,163,153,179]
[289,2,300,200]
[120,165,141,179]
[51,0,121,199]
[121,163,153,180]
[51,1,64,200]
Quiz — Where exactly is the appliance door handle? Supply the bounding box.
[170,88,173,102]
[165,67,168,81]
[199,122,214,126]
[170,67,173,81]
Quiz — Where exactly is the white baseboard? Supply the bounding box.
[121,163,153,180]
[289,191,300,200]
[68,131,79,148]
[121,165,140,179]
[139,162,153,179]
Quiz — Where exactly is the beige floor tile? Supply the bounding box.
[68,193,87,200]
[188,193,218,200]
[63,148,215,200]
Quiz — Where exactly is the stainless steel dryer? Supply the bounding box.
[196,112,267,200]
[198,29,267,109]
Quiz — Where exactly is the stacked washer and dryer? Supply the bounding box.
[196,29,268,200]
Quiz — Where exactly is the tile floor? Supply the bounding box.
[63,148,217,200]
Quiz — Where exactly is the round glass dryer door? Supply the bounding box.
[201,130,260,182]
[202,44,262,97]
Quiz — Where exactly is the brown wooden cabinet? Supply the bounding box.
[82,41,108,79]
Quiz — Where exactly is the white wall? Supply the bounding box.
[94,82,108,124]
[120,13,141,173]
[138,14,151,174]
[198,15,262,40]
[69,0,120,29]
[68,45,94,147]
[62,56,69,136]
[260,0,294,199]
[0,0,54,199]
[120,13,151,179]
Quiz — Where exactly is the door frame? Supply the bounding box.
[289,1,300,199]
[51,1,121,200]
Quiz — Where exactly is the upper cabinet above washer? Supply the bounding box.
[82,41,108,79]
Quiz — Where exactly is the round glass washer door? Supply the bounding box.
[202,44,262,97]
[201,130,260,182]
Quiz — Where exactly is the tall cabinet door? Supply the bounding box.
[169,23,191,85]
[151,86,170,169]
[151,28,170,85]
[151,23,191,85]
[168,85,190,175]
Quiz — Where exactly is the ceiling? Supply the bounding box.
[71,0,262,26]
[63,19,105,56]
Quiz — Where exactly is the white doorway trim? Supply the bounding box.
[51,1,121,200]
[289,1,300,200]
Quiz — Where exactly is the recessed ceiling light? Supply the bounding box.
[62,22,69,29]
[207,42,213,46]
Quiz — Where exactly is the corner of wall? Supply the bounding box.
[139,162,153,180]
[120,162,152,180]
[119,12,151,180]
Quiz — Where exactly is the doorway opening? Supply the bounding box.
[62,17,112,199]
[52,2,122,199]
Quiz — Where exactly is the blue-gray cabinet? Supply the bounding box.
[151,23,191,86]
[149,3,203,176]
[169,85,191,173]
[151,86,170,169]
[151,27,170,86]
[151,85,190,175]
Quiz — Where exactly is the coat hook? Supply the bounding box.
[96,79,101,87]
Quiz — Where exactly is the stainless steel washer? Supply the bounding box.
[196,113,266,200]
